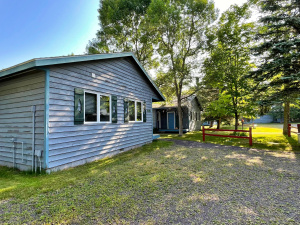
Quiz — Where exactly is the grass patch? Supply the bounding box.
[0,140,173,201]
[0,138,299,224]
[160,123,300,152]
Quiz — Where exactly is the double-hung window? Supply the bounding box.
[100,95,110,122]
[127,100,143,122]
[85,93,97,122]
[136,101,142,121]
[84,91,111,123]
[129,100,135,122]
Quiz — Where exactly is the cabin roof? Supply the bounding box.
[153,95,202,110]
[153,106,188,110]
[0,52,165,101]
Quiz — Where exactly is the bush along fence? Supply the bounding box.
[202,126,253,146]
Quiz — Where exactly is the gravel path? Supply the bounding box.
[163,139,300,224]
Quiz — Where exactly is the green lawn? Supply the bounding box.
[1,138,299,224]
[159,123,300,152]
[0,141,173,201]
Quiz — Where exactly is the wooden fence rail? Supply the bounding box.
[288,124,300,137]
[202,126,253,146]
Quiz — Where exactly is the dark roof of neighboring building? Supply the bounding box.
[0,52,165,101]
[153,95,202,110]
[153,106,188,110]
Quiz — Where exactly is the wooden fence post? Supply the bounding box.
[249,127,252,146]
[288,124,291,137]
[202,126,205,142]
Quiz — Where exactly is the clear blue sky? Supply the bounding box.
[0,0,247,70]
[0,0,99,70]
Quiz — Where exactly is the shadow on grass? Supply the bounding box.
[0,140,173,200]
[284,134,300,152]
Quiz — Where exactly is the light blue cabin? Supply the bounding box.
[152,96,203,133]
[252,114,274,123]
[0,53,165,172]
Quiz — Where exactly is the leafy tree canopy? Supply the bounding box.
[202,93,233,128]
[147,0,217,135]
[202,3,257,129]
[87,0,157,70]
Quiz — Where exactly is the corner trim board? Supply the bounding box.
[38,68,50,169]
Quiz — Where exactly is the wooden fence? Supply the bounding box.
[288,124,300,137]
[202,126,253,146]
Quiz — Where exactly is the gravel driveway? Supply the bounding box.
[1,139,300,224]
[161,139,300,224]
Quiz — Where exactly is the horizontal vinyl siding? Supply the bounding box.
[48,58,157,170]
[189,98,202,131]
[253,115,273,124]
[0,71,45,170]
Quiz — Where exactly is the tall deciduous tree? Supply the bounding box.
[147,0,217,136]
[202,3,256,130]
[250,0,300,134]
[86,0,157,70]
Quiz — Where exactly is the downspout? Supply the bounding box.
[12,139,15,169]
[38,68,50,170]
[31,105,36,171]
[151,98,154,140]
[151,99,153,139]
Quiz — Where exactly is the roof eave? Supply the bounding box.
[0,53,133,78]
[130,54,165,102]
[0,52,165,101]
[0,60,37,78]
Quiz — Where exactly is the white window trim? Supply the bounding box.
[128,99,143,123]
[99,94,112,124]
[84,91,112,124]
[129,100,135,122]
[135,101,143,122]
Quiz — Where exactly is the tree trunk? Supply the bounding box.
[210,121,213,128]
[234,111,238,130]
[283,101,290,135]
[217,118,221,129]
[178,97,183,136]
